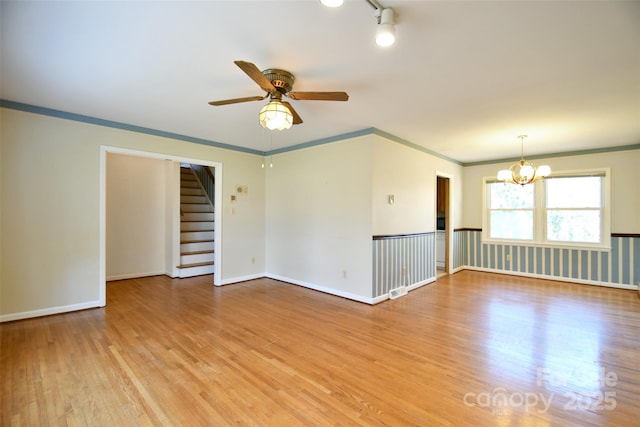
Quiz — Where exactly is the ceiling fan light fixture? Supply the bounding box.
[259,100,293,131]
[320,0,343,7]
[376,8,396,47]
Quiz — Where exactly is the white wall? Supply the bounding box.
[106,153,171,280]
[265,133,465,302]
[4,104,631,319]
[462,149,640,233]
[265,136,373,301]
[372,135,464,234]
[0,108,266,320]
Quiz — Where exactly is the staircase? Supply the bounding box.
[178,166,215,278]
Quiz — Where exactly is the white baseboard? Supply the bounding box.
[370,277,437,304]
[463,266,639,290]
[219,272,266,286]
[371,294,389,304]
[0,300,102,323]
[266,273,376,305]
[106,271,165,281]
[407,277,436,291]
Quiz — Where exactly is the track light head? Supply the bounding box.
[375,8,396,47]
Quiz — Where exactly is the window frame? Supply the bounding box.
[487,182,535,241]
[482,168,611,250]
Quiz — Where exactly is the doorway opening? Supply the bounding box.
[436,174,451,278]
[177,163,216,278]
[100,146,222,307]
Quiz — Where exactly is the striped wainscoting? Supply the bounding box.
[461,229,639,289]
[372,233,436,299]
[452,229,465,271]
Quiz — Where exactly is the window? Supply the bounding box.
[546,176,602,243]
[483,170,610,249]
[488,183,534,240]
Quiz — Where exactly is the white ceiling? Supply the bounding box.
[2,0,639,163]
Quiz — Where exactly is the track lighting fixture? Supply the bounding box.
[375,8,396,47]
[321,0,397,47]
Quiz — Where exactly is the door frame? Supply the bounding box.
[99,145,222,306]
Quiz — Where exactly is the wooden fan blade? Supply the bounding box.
[281,101,303,125]
[234,60,276,93]
[288,91,349,101]
[208,96,265,106]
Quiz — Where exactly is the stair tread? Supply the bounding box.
[180,239,215,244]
[181,219,215,223]
[181,250,215,256]
[178,261,214,269]
[181,207,214,211]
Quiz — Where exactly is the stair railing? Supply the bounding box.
[190,164,215,208]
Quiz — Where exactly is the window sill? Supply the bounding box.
[480,238,611,252]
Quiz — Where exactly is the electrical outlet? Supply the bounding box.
[343,270,347,279]
[506,254,511,262]
[251,257,255,265]
[402,265,407,275]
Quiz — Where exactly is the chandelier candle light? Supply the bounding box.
[497,135,551,185]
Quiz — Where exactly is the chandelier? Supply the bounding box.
[497,135,551,185]
[259,100,293,131]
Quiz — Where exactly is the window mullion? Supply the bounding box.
[536,181,546,243]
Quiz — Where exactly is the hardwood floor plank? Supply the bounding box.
[2,271,639,426]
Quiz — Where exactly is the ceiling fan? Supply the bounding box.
[208,60,349,129]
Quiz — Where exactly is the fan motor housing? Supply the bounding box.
[263,68,295,93]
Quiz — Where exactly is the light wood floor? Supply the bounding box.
[2,272,639,426]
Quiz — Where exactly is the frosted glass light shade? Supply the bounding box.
[537,165,551,177]
[376,24,395,46]
[259,101,293,130]
[320,0,343,7]
[497,169,512,181]
[520,164,534,178]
